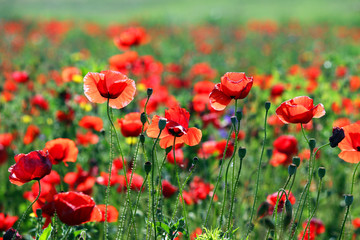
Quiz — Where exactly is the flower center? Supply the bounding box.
[166,120,186,137]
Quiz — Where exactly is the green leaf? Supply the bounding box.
[39,224,52,240]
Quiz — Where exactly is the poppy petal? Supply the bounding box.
[108,78,136,109]
[339,150,360,163]
[209,84,232,111]
[147,115,170,139]
[159,135,184,149]
[83,72,107,104]
[312,103,326,118]
[183,128,202,146]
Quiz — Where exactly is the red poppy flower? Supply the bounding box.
[23,124,40,145]
[167,145,185,166]
[62,67,81,82]
[56,108,75,124]
[8,150,52,186]
[109,51,138,74]
[64,165,96,195]
[31,95,49,111]
[118,112,148,137]
[275,96,325,124]
[44,138,78,166]
[54,191,101,226]
[78,116,104,132]
[338,123,360,163]
[83,70,136,109]
[209,72,253,111]
[12,71,29,83]
[298,218,325,240]
[76,131,99,146]
[198,140,234,160]
[113,27,149,50]
[0,213,18,231]
[96,204,119,222]
[117,173,144,192]
[266,190,296,214]
[162,180,178,198]
[270,135,298,167]
[147,106,202,149]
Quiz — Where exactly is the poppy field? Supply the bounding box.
[1,12,360,240]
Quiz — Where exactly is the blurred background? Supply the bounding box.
[1,0,360,25]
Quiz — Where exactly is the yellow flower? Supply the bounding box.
[22,115,32,123]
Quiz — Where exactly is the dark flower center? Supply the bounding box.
[166,120,186,137]
[357,146,360,152]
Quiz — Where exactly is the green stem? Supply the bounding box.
[338,206,350,240]
[150,131,163,239]
[15,180,41,234]
[127,173,149,239]
[247,104,269,237]
[351,162,360,195]
[204,125,234,226]
[227,155,244,231]
[301,178,323,240]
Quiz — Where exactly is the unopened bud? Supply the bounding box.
[231,116,237,127]
[165,146,173,154]
[265,101,271,111]
[285,199,292,214]
[141,112,147,125]
[288,164,297,176]
[292,157,300,167]
[147,88,153,97]
[238,147,246,159]
[236,110,243,121]
[309,138,316,151]
[158,119,167,130]
[257,201,270,218]
[345,194,353,206]
[318,167,326,179]
[144,161,152,174]
[140,134,145,144]
[36,209,42,218]
[192,157,199,165]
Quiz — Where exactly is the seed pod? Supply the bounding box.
[265,101,271,110]
[144,161,151,174]
[238,147,247,159]
[140,134,145,144]
[140,112,147,125]
[318,167,326,179]
[236,110,243,121]
[292,156,300,167]
[147,88,153,97]
[345,194,353,206]
[288,164,297,176]
[309,138,316,151]
[158,118,167,130]
[231,116,237,127]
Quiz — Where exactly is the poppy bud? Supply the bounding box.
[318,167,326,179]
[288,164,297,176]
[144,161,151,174]
[283,213,292,229]
[140,112,147,125]
[265,101,271,111]
[147,88,153,97]
[261,218,275,230]
[140,134,145,144]
[231,116,237,127]
[165,146,173,155]
[345,194,353,206]
[257,201,270,218]
[238,147,246,159]
[192,157,199,165]
[36,208,42,218]
[158,119,167,130]
[266,148,273,159]
[292,157,300,167]
[329,127,345,148]
[236,110,243,121]
[285,199,292,214]
[309,138,316,151]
